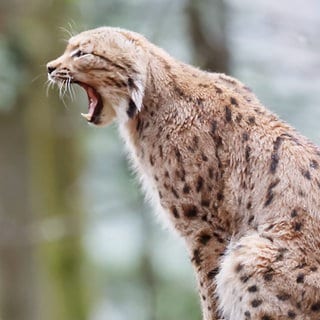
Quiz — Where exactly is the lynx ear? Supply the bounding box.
[127,77,145,117]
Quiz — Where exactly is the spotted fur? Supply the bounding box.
[47,27,320,320]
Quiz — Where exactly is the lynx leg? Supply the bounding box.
[216,233,320,320]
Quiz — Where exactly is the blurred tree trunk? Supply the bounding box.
[0,110,37,320]
[0,1,88,320]
[24,2,88,320]
[186,0,230,73]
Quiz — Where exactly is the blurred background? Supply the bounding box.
[0,0,319,319]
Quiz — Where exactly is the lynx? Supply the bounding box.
[47,27,320,320]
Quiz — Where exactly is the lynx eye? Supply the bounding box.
[72,49,87,58]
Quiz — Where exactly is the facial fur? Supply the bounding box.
[47,27,148,126]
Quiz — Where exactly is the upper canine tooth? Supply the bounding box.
[81,112,92,121]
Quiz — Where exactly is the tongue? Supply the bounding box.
[81,85,98,121]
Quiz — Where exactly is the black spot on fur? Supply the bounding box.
[245,145,251,162]
[199,233,211,245]
[208,167,214,179]
[263,269,274,282]
[287,310,296,318]
[171,206,179,218]
[236,113,243,123]
[235,263,243,272]
[149,154,155,166]
[193,135,199,148]
[197,98,204,107]
[207,267,219,279]
[264,179,280,207]
[230,97,238,106]
[244,311,251,318]
[175,168,186,182]
[225,105,232,122]
[261,316,272,320]
[174,85,185,97]
[201,153,208,161]
[276,292,290,301]
[183,204,198,218]
[301,169,311,180]
[270,136,283,174]
[248,116,255,125]
[291,209,298,217]
[296,273,305,283]
[213,232,224,243]
[242,132,249,141]
[192,249,201,266]
[248,215,254,224]
[265,223,274,231]
[248,285,258,293]
[240,274,251,283]
[201,198,210,207]
[171,187,179,199]
[294,222,302,231]
[211,121,217,134]
[217,192,224,201]
[127,99,137,118]
[183,184,190,194]
[159,145,163,159]
[311,302,320,312]
[251,299,262,308]
[264,193,274,207]
[174,147,182,162]
[196,176,204,193]
[136,118,142,132]
[275,249,285,261]
[310,159,319,169]
[201,214,208,222]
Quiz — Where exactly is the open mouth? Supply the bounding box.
[77,82,103,124]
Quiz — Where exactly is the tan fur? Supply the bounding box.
[47,27,320,320]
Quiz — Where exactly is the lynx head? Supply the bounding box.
[46,27,149,126]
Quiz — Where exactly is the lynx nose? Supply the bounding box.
[47,65,56,74]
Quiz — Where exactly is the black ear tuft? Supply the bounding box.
[128,77,135,88]
[127,99,137,118]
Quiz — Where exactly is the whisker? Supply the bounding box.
[45,73,77,110]
[67,20,79,36]
[45,79,54,97]
[70,83,76,102]
[67,78,73,102]
[59,82,69,109]
[32,74,44,83]
[59,26,74,39]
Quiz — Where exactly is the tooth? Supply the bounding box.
[81,112,92,121]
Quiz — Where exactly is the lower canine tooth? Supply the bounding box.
[81,113,92,121]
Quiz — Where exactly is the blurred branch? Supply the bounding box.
[186,0,230,73]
